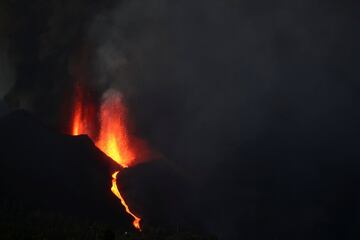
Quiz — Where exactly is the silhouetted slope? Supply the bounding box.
[0,110,132,228]
[117,160,191,228]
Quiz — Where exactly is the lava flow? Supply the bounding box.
[69,84,145,231]
[111,171,141,230]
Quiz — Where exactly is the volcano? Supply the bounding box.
[0,110,197,239]
[67,83,151,230]
[0,110,136,228]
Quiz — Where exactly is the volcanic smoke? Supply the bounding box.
[69,82,148,230]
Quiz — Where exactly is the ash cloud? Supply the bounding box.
[88,0,360,238]
[88,0,360,170]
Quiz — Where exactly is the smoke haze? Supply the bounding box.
[1,0,360,239]
[88,1,360,238]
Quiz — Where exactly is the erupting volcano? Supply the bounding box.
[69,82,148,231]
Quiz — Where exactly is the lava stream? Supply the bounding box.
[111,171,141,230]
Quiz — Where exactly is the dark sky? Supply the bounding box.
[1,0,360,239]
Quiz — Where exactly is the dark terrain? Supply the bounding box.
[0,110,214,239]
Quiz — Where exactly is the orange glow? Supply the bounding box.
[69,84,145,231]
[70,82,96,138]
[111,171,141,230]
[96,90,136,167]
[71,83,84,136]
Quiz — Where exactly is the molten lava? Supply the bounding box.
[69,84,145,231]
[71,84,84,136]
[112,171,141,230]
[70,82,96,138]
[96,90,136,167]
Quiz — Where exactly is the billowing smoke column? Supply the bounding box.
[69,81,150,230]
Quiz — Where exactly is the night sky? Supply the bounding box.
[0,0,360,239]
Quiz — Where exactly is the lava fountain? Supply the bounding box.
[70,83,147,231]
[96,90,136,167]
[70,81,96,138]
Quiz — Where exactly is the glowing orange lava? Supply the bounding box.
[96,90,136,167]
[69,84,144,231]
[70,82,96,138]
[71,83,85,136]
[112,171,141,230]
